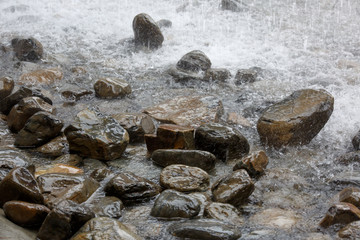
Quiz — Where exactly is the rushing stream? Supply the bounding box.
[1,0,360,239]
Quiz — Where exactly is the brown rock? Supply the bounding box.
[0,167,44,207]
[35,135,68,157]
[233,150,269,177]
[204,202,244,225]
[19,68,63,85]
[90,196,124,218]
[12,37,43,62]
[145,124,195,153]
[35,164,83,178]
[257,89,334,148]
[320,202,360,228]
[61,88,93,102]
[0,77,14,100]
[94,77,131,99]
[339,188,360,208]
[212,169,254,207]
[227,112,251,127]
[133,13,164,50]
[338,220,360,239]
[52,154,83,167]
[160,164,210,192]
[7,96,54,132]
[3,200,50,227]
[143,95,224,128]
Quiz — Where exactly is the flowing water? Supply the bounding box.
[1,0,360,239]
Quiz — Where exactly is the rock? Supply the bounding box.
[353,130,360,150]
[19,68,63,85]
[221,0,249,12]
[176,50,211,72]
[105,171,161,203]
[37,173,99,208]
[203,68,231,82]
[151,149,216,172]
[35,135,68,157]
[0,167,43,207]
[250,208,300,229]
[133,13,164,50]
[35,164,83,178]
[3,200,50,227]
[70,217,141,240]
[160,164,210,192]
[82,158,107,173]
[61,88,93,102]
[257,89,334,148]
[320,202,360,228]
[90,196,124,218]
[64,108,129,161]
[37,200,94,240]
[0,148,30,170]
[15,111,63,148]
[0,76,14,100]
[145,124,195,153]
[0,209,37,240]
[94,77,131,99]
[339,188,360,208]
[0,87,52,114]
[168,219,242,240]
[227,112,251,127]
[233,150,269,177]
[143,95,224,128]
[89,167,113,182]
[52,154,83,167]
[212,169,254,207]
[167,66,204,81]
[204,202,243,225]
[112,113,155,143]
[7,96,55,132]
[336,151,360,164]
[157,19,172,28]
[195,123,250,162]
[234,68,257,85]
[338,220,360,238]
[12,37,43,62]
[150,189,201,219]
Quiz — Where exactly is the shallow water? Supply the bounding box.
[1,0,360,239]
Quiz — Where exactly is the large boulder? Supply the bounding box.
[133,13,164,50]
[143,95,223,128]
[257,89,334,148]
[12,37,43,62]
[94,77,131,99]
[195,123,250,162]
[64,108,129,161]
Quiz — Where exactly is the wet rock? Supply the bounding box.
[204,202,244,225]
[176,50,211,72]
[221,0,249,12]
[70,217,141,240]
[204,68,231,82]
[145,124,195,153]
[105,171,161,203]
[234,68,258,85]
[0,76,14,100]
[37,173,99,208]
[212,169,254,206]
[3,200,50,227]
[339,188,360,208]
[233,150,269,177]
[19,68,63,85]
[52,154,83,167]
[195,123,250,162]
[12,37,43,62]
[157,19,172,28]
[150,189,200,219]
[35,135,68,157]
[94,77,131,99]
[0,209,37,240]
[61,88,93,102]
[35,164,83,178]
[112,113,155,143]
[15,111,63,148]
[90,196,124,218]
[0,167,43,207]
[168,219,242,240]
[336,151,360,165]
[7,96,54,132]
[167,66,204,81]
[90,167,113,182]
[330,171,360,187]
[320,202,360,228]
[338,220,360,238]
[151,149,216,172]
[227,112,251,127]
[0,87,52,114]
[160,164,210,192]
[257,89,334,148]
[353,130,360,150]
[250,208,300,229]
[83,158,107,173]
[133,13,164,50]
[37,200,94,240]
[0,148,30,170]
[143,95,224,128]
[64,108,129,161]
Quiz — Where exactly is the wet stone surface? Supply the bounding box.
[233,150,269,177]
[133,13,164,50]
[204,202,244,225]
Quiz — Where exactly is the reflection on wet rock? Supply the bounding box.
[90,196,124,218]
[35,135,68,157]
